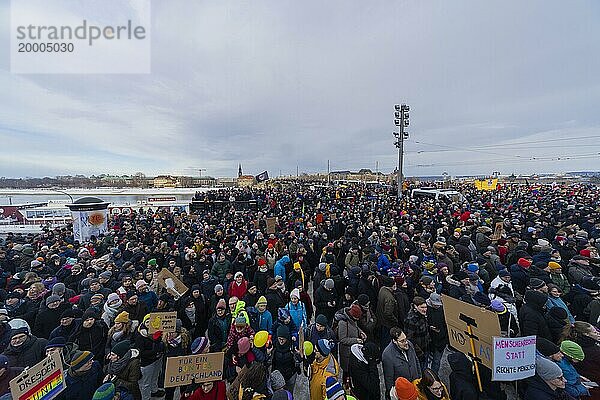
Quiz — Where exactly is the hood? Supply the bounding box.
[448,352,472,374]
[446,275,461,287]
[524,290,548,310]
[351,344,366,363]
[276,255,290,266]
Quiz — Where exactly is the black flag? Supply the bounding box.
[255,171,269,182]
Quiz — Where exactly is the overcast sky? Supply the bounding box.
[1,1,599,178]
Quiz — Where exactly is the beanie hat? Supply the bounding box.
[394,377,418,400]
[82,309,97,321]
[99,271,112,280]
[235,316,247,327]
[52,282,66,295]
[580,249,591,258]
[271,370,286,391]
[45,295,61,306]
[90,293,104,303]
[111,341,130,358]
[324,279,335,290]
[536,337,560,357]
[499,269,511,278]
[255,296,267,307]
[277,325,290,340]
[126,290,138,299]
[290,288,300,300]
[10,326,28,338]
[216,299,226,310]
[472,292,491,307]
[0,355,8,369]
[549,307,568,321]
[536,356,563,381]
[147,259,157,267]
[114,311,130,324]
[316,339,331,356]
[237,337,251,354]
[60,309,76,319]
[214,284,224,293]
[93,383,115,400]
[529,278,546,290]
[191,337,209,354]
[348,304,362,320]
[107,293,121,304]
[548,261,562,270]
[357,294,370,306]
[325,376,345,400]
[489,299,506,313]
[466,263,479,273]
[135,280,146,290]
[453,271,468,281]
[560,340,585,361]
[278,308,291,321]
[316,314,328,326]
[71,350,94,370]
[517,258,532,268]
[45,336,66,350]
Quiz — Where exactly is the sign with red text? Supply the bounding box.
[492,336,537,381]
[10,352,65,400]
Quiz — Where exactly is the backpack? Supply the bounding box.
[246,306,260,331]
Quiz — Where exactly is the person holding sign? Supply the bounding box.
[134,314,165,399]
[182,380,226,400]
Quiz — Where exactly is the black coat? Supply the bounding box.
[314,285,337,324]
[133,330,164,367]
[448,352,479,400]
[525,374,575,400]
[2,335,47,368]
[70,321,108,362]
[33,303,71,339]
[519,291,552,341]
[348,347,380,400]
[271,342,297,381]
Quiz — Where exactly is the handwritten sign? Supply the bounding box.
[164,352,225,388]
[147,311,178,334]
[442,294,500,369]
[157,268,189,299]
[492,336,536,381]
[10,352,65,400]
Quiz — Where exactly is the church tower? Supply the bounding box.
[238,164,243,177]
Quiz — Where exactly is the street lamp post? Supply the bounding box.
[51,188,74,203]
[394,104,410,200]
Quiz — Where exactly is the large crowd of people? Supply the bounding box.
[0,181,598,400]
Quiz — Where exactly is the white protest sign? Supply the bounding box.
[492,336,537,381]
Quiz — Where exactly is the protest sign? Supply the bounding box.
[10,352,65,400]
[147,311,178,334]
[164,352,225,388]
[442,294,500,370]
[491,221,505,241]
[266,217,277,234]
[157,268,189,299]
[492,336,537,381]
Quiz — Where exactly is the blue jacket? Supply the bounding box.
[557,358,589,398]
[285,301,307,333]
[377,254,391,274]
[138,290,158,312]
[274,256,290,283]
[64,360,102,400]
[546,296,575,324]
[258,310,273,333]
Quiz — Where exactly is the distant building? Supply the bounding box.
[217,177,237,187]
[153,175,178,188]
[237,175,256,187]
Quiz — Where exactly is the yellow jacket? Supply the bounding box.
[310,355,340,400]
[412,378,450,400]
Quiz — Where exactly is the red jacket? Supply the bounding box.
[228,280,248,299]
[186,380,226,400]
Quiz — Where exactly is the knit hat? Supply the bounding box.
[255,296,267,307]
[277,325,290,340]
[111,341,130,358]
[316,314,328,326]
[548,261,562,270]
[357,294,370,306]
[549,307,568,321]
[489,299,506,313]
[214,284,224,293]
[191,337,209,354]
[290,288,300,300]
[316,339,331,356]
[0,355,8,368]
[466,263,479,273]
[271,370,286,391]
[135,280,146,290]
[216,299,226,310]
[499,269,511,278]
[45,295,61,306]
[426,293,443,307]
[529,278,546,290]
[107,292,121,304]
[325,376,344,400]
[147,259,157,267]
[114,311,130,323]
[235,316,247,327]
[536,337,560,357]
[278,308,290,321]
[472,292,491,307]
[45,336,66,350]
[517,258,532,268]
[238,337,251,354]
[536,356,563,381]
[560,340,585,361]
[394,377,418,400]
[580,249,591,258]
[93,383,115,400]
[324,279,334,290]
[10,326,28,338]
[453,271,468,281]
[90,293,104,303]
[60,309,76,319]
[52,283,66,295]
[99,271,112,280]
[348,304,362,320]
[71,350,94,370]
[82,309,97,321]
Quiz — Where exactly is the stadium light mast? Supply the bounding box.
[394,104,410,199]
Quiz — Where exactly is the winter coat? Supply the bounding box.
[376,286,399,329]
[0,367,23,397]
[314,285,337,325]
[105,349,142,400]
[427,305,448,351]
[33,303,71,339]
[274,256,290,283]
[265,288,286,320]
[547,296,575,325]
[549,272,570,295]
[335,309,365,373]
[524,374,575,400]
[348,344,380,400]
[404,309,430,356]
[272,341,297,381]
[509,264,530,295]
[70,321,108,362]
[207,314,230,353]
[120,301,149,326]
[382,340,421,398]
[519,291,552,341]
[557,357,590,398]
[133,330,164,367]
[448,352,479,400]
[64,360,103,400]
[413,378,450,400]
[186,380,226,400]
[285,301,307,333]
[137,290,158,312]
[568,261,594,285]
[2,335,47,368]
[568,285,592,320]
[309,354,339,400]
[211,259,231,281]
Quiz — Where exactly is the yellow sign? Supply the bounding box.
[474,178,498,191]
[164,352,225,388]
[147,311,177,334]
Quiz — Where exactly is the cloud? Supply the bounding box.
[1,0,599,178]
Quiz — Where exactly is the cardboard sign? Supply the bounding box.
[491,221,504,241]
[164,352,225,388]
[316,213,324,224]
[492,336,537,381]
[147,311,178,334]
[157,268,189,299]
[266,217,277,234]
[10,352,66,400]
[442,294,501,369]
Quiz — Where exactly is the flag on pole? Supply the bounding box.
[255,171,269,182]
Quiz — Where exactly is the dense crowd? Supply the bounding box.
[0,182,598,400]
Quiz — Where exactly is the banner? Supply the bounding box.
[147,311,178,334]
[71,209,108,243]
[157,268,189,299]
[255,171,269,182]
[164,352,225,388]
[442,294,501,369]
[474,178,498,191]
[10,352,65,400]
[492,336,537,381]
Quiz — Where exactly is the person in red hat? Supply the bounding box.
[391,377,418,400]
[335,303,366,379]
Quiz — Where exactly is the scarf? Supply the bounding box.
[112,330,125,342]
[107,350,132,375]
[185,308,196,323]
[104,301,121,318]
